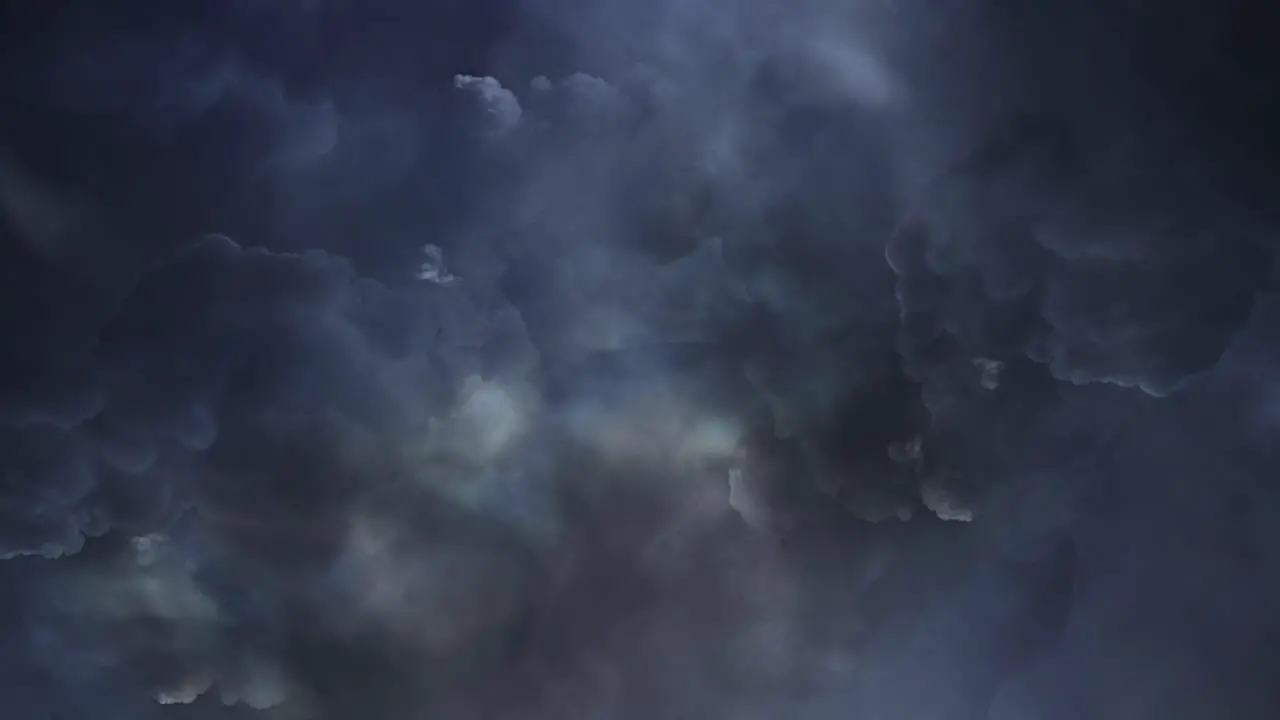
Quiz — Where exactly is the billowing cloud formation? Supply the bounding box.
[2,1,1280,719]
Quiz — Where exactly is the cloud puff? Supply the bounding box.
[454,74,524,136]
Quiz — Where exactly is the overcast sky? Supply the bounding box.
[1,1,1279,719]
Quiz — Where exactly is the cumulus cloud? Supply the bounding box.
[454,74,524,136]
[3,1,1280,719]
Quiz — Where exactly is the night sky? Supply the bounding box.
[2,1,1279,718]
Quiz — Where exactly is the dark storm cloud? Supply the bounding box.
[3,1,1280,719]
[1,230,549,716]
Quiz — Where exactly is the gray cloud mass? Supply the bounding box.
[1,1,1279,718]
